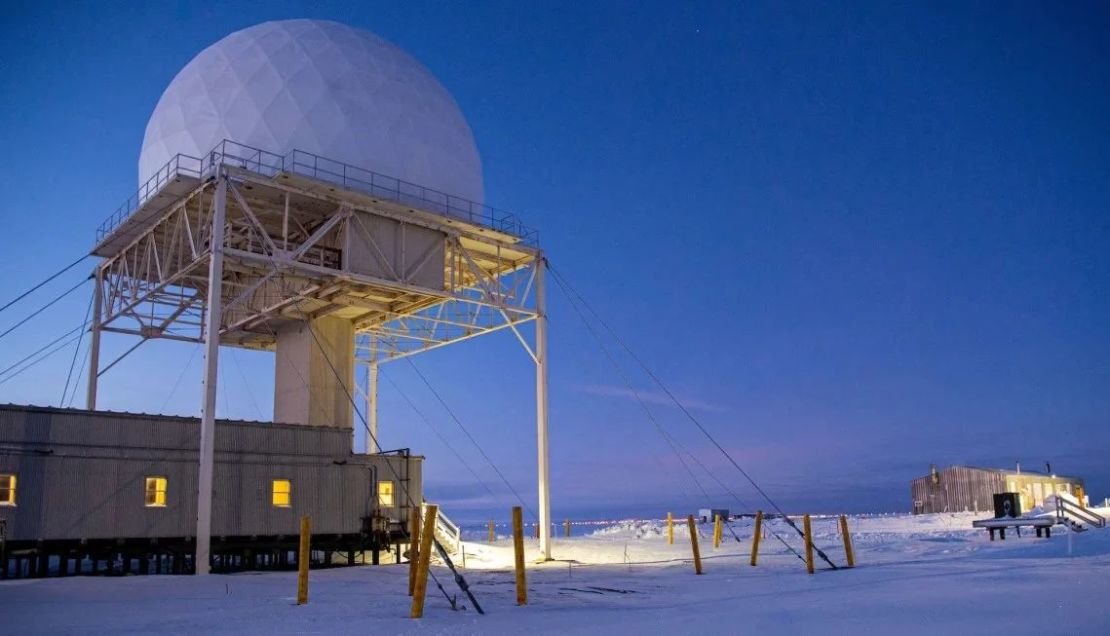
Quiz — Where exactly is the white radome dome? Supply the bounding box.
[140,19,483,202]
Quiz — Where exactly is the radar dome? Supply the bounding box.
[139,19,483,202]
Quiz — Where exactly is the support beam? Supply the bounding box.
[195,174,227,576]
[85,267,104,409]
[273,315,355,429]
[367,360,379,454]
[535,255,551,560]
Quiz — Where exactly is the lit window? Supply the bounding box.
[272,479,291,507]
[0,474,15,506]
[144,476,167,507]
[378,480,395,507]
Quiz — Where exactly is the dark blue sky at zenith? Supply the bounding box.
[0,1,1107,520]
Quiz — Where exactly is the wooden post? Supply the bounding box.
[488,519,495,543]
[803,514,815,575]
[839,515,855,567]
[410,504,438,618]
[686,515,703,575]
[408,507,421,596]
[750,510,763,566]
[667,512,674,545]
[713,514,722,549]
[564,518,571,537]
[296,516,311,605]
[512,506,527,605]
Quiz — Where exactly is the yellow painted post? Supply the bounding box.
[803,514,815,575]
[667,512,674,545]
[410,504,438,619]
[713,514,722,549]
[750,510,763,566]
[408,507,421,596]
[686,515,703,574]
[564,518,571,537]
[296,516,311,605]
[488,519,495,543]
[839,515,855,567]
[512,506,527,605]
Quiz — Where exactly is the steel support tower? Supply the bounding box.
[85,141,553,571]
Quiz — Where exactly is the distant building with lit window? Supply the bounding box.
[911,465,1086,515]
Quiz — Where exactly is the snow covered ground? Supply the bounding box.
[3,511,1108,635]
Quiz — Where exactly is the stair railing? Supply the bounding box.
[1055,497,1106,529]
[422,502,463,556]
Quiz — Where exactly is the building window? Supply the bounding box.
[144,476,167,507]
[0,474,15,506]
[378,480,395,507]
[272,479,292,507]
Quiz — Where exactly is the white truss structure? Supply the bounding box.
[86,142,553,570]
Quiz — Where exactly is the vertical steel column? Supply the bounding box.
[535,256,552,560]
[368,362,379,454]
[85,266,104,410]
[282,191,290,252]
[195,175,227,576]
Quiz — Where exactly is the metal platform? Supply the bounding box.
[94,140,537,254]
[84,139,555,566]
[88,140,543,357]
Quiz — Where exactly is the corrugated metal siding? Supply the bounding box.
[0,408,353,457]
[912,467,1001,514]
[0,405,423,541]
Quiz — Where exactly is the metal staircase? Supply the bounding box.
[421,503,463,556]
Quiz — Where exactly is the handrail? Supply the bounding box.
[96,139,538,246]
[421,501,463,556]
[1055,497,1106,529]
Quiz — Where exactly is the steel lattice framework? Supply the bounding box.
[90,160,541,358]
[86,141,552,569]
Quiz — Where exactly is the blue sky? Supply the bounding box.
[1,2,1108,520]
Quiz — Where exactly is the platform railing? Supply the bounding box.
[96,139,538,246]
[96,153,206,242]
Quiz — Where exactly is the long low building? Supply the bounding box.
[0,404,422,577]
[911,465,1085,515]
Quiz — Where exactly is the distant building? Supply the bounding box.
[911,465,1085,515]
[696,508,730,523]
